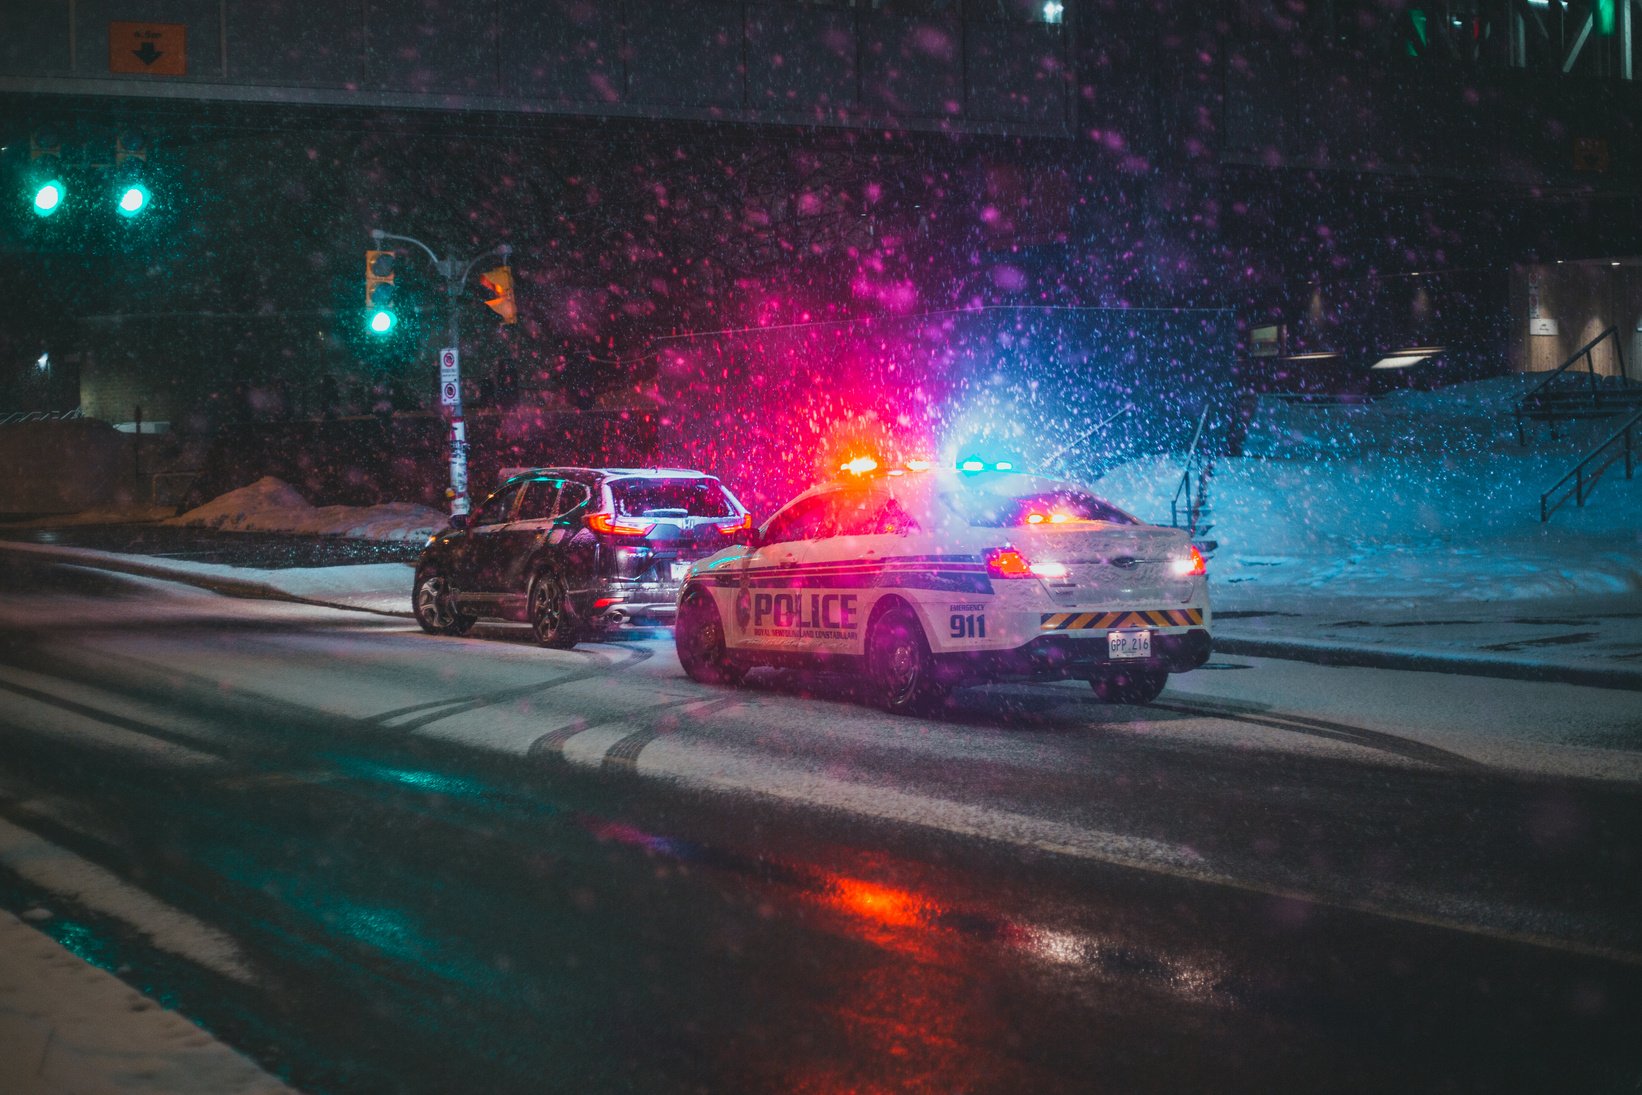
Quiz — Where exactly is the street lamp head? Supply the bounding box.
[369,228,385,241]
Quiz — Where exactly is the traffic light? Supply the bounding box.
[32,179,65,217]
[479,266,517,324]
[115,182,150,217]
[365,249,397,334]
[113,131,151,218]
[28,130,64,217]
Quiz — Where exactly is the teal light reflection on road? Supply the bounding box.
[339,758,490,800]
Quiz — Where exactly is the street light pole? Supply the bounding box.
[369,228,511,521]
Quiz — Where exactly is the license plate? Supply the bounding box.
[671,561,692,582]
[1108,629,1151,659]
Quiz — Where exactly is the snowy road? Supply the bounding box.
[2,557,1641,1093]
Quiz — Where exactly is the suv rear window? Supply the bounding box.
[610,477,735,518]
[943,488,1135,528]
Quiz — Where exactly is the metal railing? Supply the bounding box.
[0,408,83,425]
[1170,406,1212,533]
[1042,405,1134,473]
[1516,326,1631,444]
[1540,406,1642,522]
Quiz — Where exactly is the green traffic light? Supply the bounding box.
[368,309,397,335]
[116,184,150,217]
[33,181,64,216]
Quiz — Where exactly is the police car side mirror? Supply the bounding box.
[747,526,765,548]
[449,513,471,531]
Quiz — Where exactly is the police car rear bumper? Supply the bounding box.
[932,628,1211,684]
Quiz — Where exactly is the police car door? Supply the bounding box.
[803,486,911,656]
[728,492,834,654]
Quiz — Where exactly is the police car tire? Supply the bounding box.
[867,606,945,716]
[1089,666,1168,705]
[529,571,578,649]
[414,568,477,636]
[676,588,745,686]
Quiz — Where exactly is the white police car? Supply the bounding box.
[674,458,1211,714]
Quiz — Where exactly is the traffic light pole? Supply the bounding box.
[369,229,511,521]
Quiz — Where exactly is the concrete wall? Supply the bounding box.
[0,420,137,513]
[1510,263,1642,379]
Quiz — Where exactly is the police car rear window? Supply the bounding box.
[944,489,1135,528]
[610,478,735,519]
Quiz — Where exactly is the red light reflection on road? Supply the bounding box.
[828,876,931,932]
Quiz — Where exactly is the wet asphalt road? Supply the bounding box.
[1,554,1641,1093]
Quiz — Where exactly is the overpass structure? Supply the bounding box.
[0,1,1073,137]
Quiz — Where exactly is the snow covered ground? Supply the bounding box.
[1096,380,1642,608]
[165,477,445,542]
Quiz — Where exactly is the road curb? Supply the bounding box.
[1214,636,1642,692]
[0,541,415,619]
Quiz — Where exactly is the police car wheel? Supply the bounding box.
[414,569,476,636]
[1089,666,1168,705]
[675,589,745,686]
[529,571,578,649]
[867,606,944,716]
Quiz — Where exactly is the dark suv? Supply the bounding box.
[413,467,750,647]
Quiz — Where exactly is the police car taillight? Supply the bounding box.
[984,547,1033,579]
[1171,545,1208,577]
[587,513,657,537]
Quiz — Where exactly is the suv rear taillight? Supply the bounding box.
[588,513,657,536]
[715,514,753,534]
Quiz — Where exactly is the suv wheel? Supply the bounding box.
[529,571,578,649]
[414,569,476,636]
[675,588,745,686]
[866,606,945,716]
[1089,666,1168,705]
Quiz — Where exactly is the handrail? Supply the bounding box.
[1043,405,1133,471]
[1540,405,1642,522]
[1521,325,1625,404]
[0,408,83,425]
[1170,405,1212,531]
[1516,326,1627,444]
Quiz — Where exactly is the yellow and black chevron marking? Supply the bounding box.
[1040,608,1203,631]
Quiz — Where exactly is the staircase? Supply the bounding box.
[1516,327,1636,442]
[1169,407,1216,546]
[1540,406,1642,522]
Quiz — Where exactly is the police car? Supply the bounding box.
[673,458,1211,714]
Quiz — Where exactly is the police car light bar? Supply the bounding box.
[959,457,1016,473]
[841,456,879,475]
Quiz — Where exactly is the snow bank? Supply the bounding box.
[166,476,445,542]
[1096,379,1642,603]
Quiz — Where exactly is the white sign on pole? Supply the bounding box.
[439,348,459,382]
[440,380,459,406]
